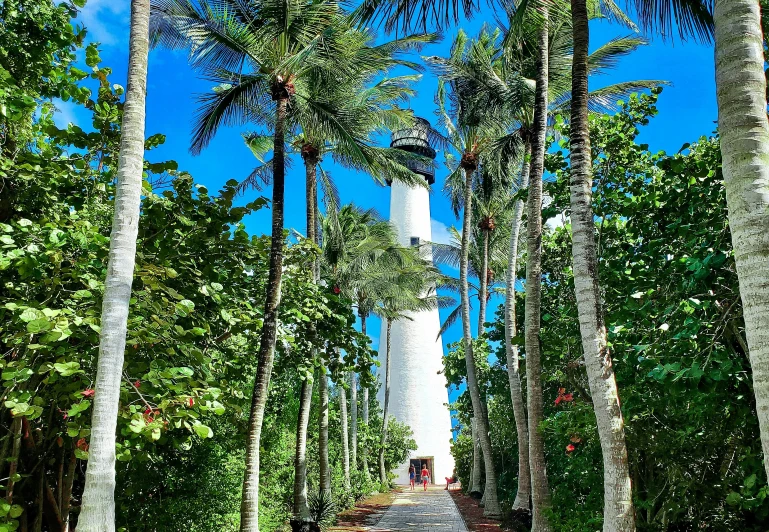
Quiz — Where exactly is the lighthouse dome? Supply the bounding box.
[390,117,437,185]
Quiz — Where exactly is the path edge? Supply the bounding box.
[447,489,471,532]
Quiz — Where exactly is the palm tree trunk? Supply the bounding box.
[478,228,490,334]
[569,2,635,529]
[350,372,358,469]
[359,314,369,479]
[469,417,483,497]
[379,318,392,485]
[293,378,314,522]
[526,6,552,531]
[379,319,393,484]
[505,141,532,512]
[78,3,149,529]
[319,369,331,496]
[714,0,769,483]
[240,94,289,532]
[460,166,502,518]
[339,372,351,490]
[304,151,330,501]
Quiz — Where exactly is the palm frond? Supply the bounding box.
[437,304,462,339]
[588,35,649,76]
[190,73,272,154]
[628,0,714,42]
[351,0,481,32]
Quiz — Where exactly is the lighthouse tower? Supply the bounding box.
[377,118,455,485]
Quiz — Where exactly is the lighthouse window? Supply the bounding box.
[410,237,420,247]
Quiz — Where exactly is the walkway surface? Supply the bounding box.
[371,487,468,532]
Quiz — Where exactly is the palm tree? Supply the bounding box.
[439,10,662,518]
[285,32,430,517]
[524,6,552,529]
[320,205,403,478]
[712,0,769,485]
[569,1,635,527]
[78,2,150,530]
[149,1,348,529]
[429,44,523,516]
[338,365,352,490]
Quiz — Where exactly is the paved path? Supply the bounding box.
[371,487,468,532]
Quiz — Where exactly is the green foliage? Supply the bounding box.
[450,91,768,529]
[308,491,337,531]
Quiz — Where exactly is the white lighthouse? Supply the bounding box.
[377,118,455,486]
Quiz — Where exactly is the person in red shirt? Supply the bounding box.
[421,464,430,491]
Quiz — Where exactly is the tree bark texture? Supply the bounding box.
[478,229,490,335]
[318,369,331,496]
[569,2,636,530]
[78,2,150,529]
[339,372,351,490]
[240,95,289,532]
[293,377,314,521]
[460,166,502,518]
[350,372,358,469]
[526,7,553,531]
[714,0,769,483]
[505,141,532,511]
[360,314,369,479]
[469,417,483,497]
[379,320,393,485]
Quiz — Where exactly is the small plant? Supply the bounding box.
[308,491,337,531]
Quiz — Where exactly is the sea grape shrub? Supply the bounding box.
[481,91,768,528]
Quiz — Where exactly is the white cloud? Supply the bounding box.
[430,218,456,246]
[545,212,569,231]
[52,99,84,129]
[77,0,130,47]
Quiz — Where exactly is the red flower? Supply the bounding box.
[555,389,574,406]
[133,380,141,388]
[333,286,341,294]
[81,388,95,398]
[188,397,194,407]
[76,438,89,452]
[566,444,575,453]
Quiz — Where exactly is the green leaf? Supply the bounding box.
[67,400,91,417]
[726,491,741,506]
[27,319,52,334]
[53,362,81,377]
[193,423,213,439]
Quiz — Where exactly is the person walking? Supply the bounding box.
[421,464,430,491]
[409,465,416,491]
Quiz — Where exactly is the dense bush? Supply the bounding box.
[448,93,769,530]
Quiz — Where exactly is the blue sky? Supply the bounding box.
[60,1,717,406]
